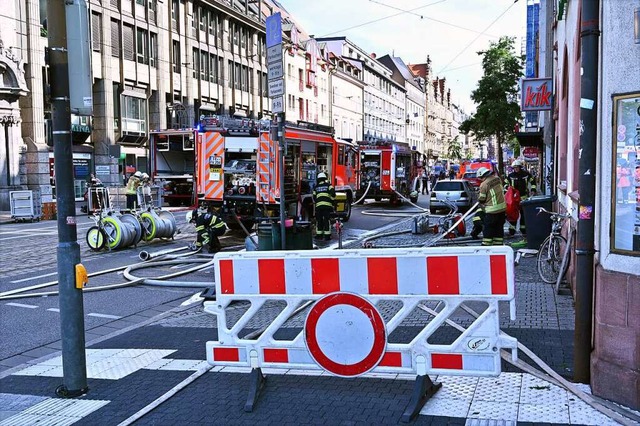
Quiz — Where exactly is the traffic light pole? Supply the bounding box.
[48,0,88,397]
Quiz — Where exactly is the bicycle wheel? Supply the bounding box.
[86,226,106,251]
[537,235,567,284]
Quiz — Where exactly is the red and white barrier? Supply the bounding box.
[205,247,518,420]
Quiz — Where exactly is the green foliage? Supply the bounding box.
[459,36,523,173]
[446,136,463,161]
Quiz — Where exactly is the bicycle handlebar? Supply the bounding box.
[536,206,571,219]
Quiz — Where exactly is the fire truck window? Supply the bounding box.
[317,144,332,179]
[338,145,345,165]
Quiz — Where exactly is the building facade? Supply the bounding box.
[553,0,640,409]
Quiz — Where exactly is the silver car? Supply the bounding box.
[430,179,478,212]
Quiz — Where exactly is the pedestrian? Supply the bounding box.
[421,169,429,194]
[313,172,335,241]
[126,171,142,210]
[187,207,227,253]
[505,160,536,236]
[448,168,455,180]
[476,167,506,246]
[617,161,631,203]
[430,172,438,191]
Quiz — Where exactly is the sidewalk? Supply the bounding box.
[0,219,637,425]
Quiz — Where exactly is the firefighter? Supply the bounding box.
[187,207,227,253]
[505,160,537,235]
[126,171,142,210]
[313,172,335,241]
[476,167,506,246]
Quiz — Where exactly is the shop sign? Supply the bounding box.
[521,78,553,111]
[523,147,539,158]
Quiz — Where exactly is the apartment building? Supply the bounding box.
[378,54,426,156]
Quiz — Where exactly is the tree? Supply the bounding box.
[459,36,523,174]
[446,136,463,161]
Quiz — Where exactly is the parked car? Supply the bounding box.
[430,179,478,212]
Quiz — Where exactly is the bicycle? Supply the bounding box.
[536,207,572,284]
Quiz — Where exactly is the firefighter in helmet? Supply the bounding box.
[505,160,537,236]
[186,207,227,253]
[126,171,142,210]
[476,167,506,246]
[313,172,335,241]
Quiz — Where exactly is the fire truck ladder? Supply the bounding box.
[257,133,275,204]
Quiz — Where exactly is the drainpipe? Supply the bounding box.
[574,0,600,384]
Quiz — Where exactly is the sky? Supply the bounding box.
[280,0,528,113]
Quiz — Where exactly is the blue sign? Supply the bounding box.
[266,13,282,48]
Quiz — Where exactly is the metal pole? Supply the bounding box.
[278,113,286,250]
[48,0,88,396]
[574,0,600,384]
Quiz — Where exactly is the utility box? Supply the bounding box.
[335,192,348,214]
[10,190,40,222]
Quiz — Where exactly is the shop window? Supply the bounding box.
[611,92,640,254]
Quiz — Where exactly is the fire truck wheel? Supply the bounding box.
[341,197,352,222]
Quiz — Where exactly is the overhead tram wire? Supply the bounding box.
[438,0,521,75]
[368,0,499,38]
[319,0,448,38]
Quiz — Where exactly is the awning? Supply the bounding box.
[515,131,543,148]
[121,90,147,99]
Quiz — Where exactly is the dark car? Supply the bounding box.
[430,179,478,212]
[462,171,482,189]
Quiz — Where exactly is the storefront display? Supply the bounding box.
[612,92,640,254]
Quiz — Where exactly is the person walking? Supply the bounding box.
[313,172,335,241]
[421,169,429,194]
[125,171,142,210]
[187,207,227,253]
[476,167,506,246]
[505,160,536,236]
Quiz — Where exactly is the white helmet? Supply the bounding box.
[512,160,524,167]
[186,209,199,223]
[141,173,149,180]
[317,172,327,181]
[476,167,492,178]
[134,171,142,178]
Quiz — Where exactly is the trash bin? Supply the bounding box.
[257,222,274,251]
[520,195,557,250]
[271,220,313,250]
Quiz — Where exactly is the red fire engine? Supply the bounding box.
[356,141,418,204]
[256,121,357,221]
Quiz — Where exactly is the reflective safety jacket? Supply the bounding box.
[313,181,336,210]
[506,170,536,199]
[126,176,141,195]
[195,212,227,237]
[478,175,506,214]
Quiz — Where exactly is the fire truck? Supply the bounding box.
[355,141,418,204]
[195,115,270,229]
[149,129,197,208]
[256,121,357,222]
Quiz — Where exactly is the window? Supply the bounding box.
[91,12,101,52]
[208,11,215,37]
[612,92,640,255]
[192,48,199,78]
[136,28,148,64]
[110,19,120,57]
[200,51,208,80]
[240,27,246,49]
[171,0,178,29]
[209,54,217,82]
[148,0,157,23]
[121,95,147,134]
[149,33,157,67]
[172,40,181,73]
[136,0,145,5]
[228,60,233,88]
[122,24,134,61]
[234,63,241,89]
[199,7,207,32]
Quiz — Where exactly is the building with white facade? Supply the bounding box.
[378,54,426,156]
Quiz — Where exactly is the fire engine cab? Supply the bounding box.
[256,121,357,222]
[356,141,418,204]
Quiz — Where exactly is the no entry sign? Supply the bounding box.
[304,292,387,377]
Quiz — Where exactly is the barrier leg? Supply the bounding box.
[401,374,441,423]
[244,367,266,412]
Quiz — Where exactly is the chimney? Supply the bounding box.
[370,52,377,59]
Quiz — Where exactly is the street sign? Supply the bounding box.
[267,44,283,64]
[272,96,284,113]
[268,61,283,80]
[266,13,282,48]
[268,79,284,97]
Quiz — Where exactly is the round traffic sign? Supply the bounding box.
[304,292,386,377]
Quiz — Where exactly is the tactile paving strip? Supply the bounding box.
[474,373,522,403]
[519,374,568,406]
[0,398,109,426]
[467,400,519,421]
[517,402,570,423]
